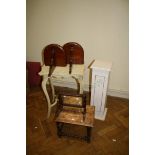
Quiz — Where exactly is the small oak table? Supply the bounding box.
[55,105,95,143]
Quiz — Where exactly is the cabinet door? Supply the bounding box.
[92,75,105,111]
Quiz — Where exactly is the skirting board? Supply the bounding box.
[51,79,129,99]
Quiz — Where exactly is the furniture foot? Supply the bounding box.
[86,127,92,143]
[56,122,64,138]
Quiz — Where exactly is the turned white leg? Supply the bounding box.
[72,76,84,94]
[49,77,56,102]
[41,76,58,118]
[79,77,84,94]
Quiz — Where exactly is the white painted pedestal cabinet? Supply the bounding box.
[90,60,112,121]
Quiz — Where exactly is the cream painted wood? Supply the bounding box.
[41,76,58,118]
[90,60,112,121]
[39,64,84,118]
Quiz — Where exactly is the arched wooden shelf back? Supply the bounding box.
[63,42,84,64]
[43,44,66,66]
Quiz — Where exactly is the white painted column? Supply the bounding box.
[90,60,112,121]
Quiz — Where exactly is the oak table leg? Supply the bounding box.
[86,127,92,143]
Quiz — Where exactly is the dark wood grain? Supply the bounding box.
[43,44,66,66]
[63,42,84,64]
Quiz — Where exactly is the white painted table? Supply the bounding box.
[39,64,84,118]
[90,60,112,121]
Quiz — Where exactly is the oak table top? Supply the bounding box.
[55,105,95,127]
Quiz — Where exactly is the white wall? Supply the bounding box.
[27,0,129,98]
